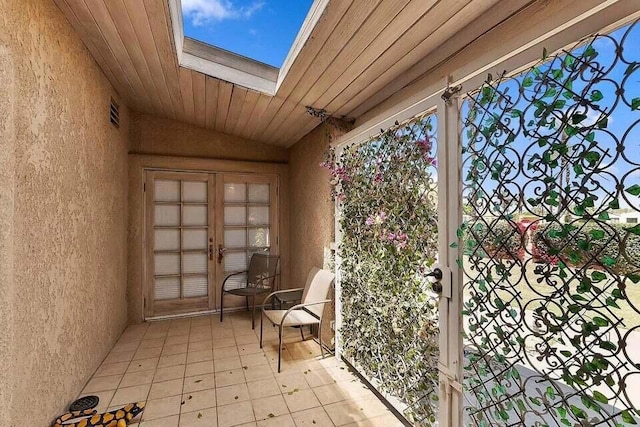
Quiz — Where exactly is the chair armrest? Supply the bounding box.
[282,299,331,323]
[222,270,248,291]
[262,288,305,307]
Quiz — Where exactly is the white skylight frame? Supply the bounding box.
[168,0,329,95]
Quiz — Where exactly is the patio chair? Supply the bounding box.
[220,253,280,329]
[260,267,335,372]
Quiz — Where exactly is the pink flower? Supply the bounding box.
[374,173,383,183]
[365,211,387,226]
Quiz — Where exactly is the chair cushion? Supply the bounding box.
[263,309,320,326]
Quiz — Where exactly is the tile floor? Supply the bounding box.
[76,311,404,427]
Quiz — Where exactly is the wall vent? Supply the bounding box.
[109,97,120,128]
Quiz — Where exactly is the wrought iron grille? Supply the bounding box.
[335,113,440,425]
[461,19,640,426]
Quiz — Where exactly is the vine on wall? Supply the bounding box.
[325,114,440,425]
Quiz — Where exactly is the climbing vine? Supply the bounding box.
[326,114,440,425]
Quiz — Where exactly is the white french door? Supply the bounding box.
[144,170,278,318]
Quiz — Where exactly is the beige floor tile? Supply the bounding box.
[213,346,239,360]
[140,338,166,349]
[83,374,123,393]
[341,414,404,427]
[212,338,237,349]
[217,401,255,427]
[158,353,187,368]
[187,349,213,364]
[189,340,213,352]
[121,370,155,388]
[180,388,216,413]
[128,357,160,373]
[179,407,217,426]
[185,361,214,377]
[246,378,280,400]
[235,334,258,345]
[216,383,250,406]
[143,395,182,420]
[111,384,151,406]
[212,329,236,339]
[112,341,141,353]
[240,353,269,368]
[275,373,310,393]
[312,383,353,406]
[243,366,274,383]
[77,389,115,413]
[154,365,186,383]
[104,350,136,364]
[283,388,320,413]
[165,335,189,345]
[149,378,184,400]
[163,343,189,356]
[189,332,212,343]
[135,347,163,360]
[190,325,212,335]
[323,400,368,426]
[140,415,179,427]
[183,373,215,393]
[145,331,168,340]
[251,394,289,421]
[291,407,334,427]
[256,414,295,427]
[304,370,335,388]
[238,343,262,355]
[215,356,242,372]
[95,361,130,377]
[215,369,246,387]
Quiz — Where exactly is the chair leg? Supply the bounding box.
[319,320,324,359]
[278,325,283,373]
[220,291,224,322]
[300,327,305,341]
[251,295,257,330]
[246,296,249,311]
[260,311,264,349]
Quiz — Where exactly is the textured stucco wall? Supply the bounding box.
[1,0,130,425]
[288,120,351,348]
[130,111,289,163]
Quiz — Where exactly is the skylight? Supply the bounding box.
[181,0,314,68]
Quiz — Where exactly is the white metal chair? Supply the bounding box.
[260,267,335,372]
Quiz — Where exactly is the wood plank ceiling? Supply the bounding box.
[54,0,527,147]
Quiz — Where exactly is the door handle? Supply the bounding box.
[426,268,443,294]
[217,244,225,264]
[209,238,214,261]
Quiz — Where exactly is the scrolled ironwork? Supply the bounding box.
[461,19,640,426]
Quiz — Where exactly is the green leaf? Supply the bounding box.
[590,90,603,102]
[523,76,534,88]
[621,410,637,424]
[631,97,640,110]
[572,113,587,124]
[626,184,640,196]
[625,224,640,236]
[598,211,610,221]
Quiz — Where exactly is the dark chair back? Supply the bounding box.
[247,253,280,291]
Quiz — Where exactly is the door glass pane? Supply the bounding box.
[248,228,269,247]
[183,229,207,250]
[183,275,208,298]
[224,251,247,272]
[224,183,246,202]
[248,183,269,203]
[183,253,207,274]
[183,205,207,226]
[224,229,246,248]
[155,205,180,226]
[224,206,246,225]
[155,277,180,300]
[155,253,180,275]
[155,229,180,251]
[155,180,180,201]
[183,181,207,202]
[248,206,269,225]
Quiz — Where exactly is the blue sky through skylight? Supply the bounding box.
[182,0,314,68]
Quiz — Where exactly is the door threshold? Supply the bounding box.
[145,306,247,322]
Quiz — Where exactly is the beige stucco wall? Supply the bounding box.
[0,0,130,425]
[130,111,288,163]
[288,120,351,348]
